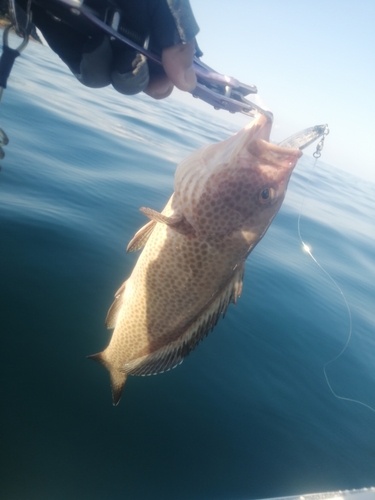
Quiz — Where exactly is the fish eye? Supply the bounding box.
[258,187,276,205]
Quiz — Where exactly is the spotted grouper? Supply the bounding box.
[89,113,303,405]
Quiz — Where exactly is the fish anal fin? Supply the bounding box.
[140,206,195,236]
[87,352,127,406]
[125,261,246,377]
[105,280,126,329]
[127,220,157,252]
[109,369,127,406]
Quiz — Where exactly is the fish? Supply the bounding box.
[89,113,303,405]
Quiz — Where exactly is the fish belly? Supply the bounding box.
[104,219,249,376]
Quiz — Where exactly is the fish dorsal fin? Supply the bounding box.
[87,352,127,406]
[105,281,126,329]
[127,220,157,252]
[140,206,195,236]
[123,261,245,376]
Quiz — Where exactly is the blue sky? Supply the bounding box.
[175,0,375,182]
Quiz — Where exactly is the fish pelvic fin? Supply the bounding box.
[87,352,127,406]
[105,280,126,329]
[127,220,157,252]
[139,206,195,236]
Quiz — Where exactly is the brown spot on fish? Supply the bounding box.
[89,114,302,405]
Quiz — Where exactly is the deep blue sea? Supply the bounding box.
[1,34,375,500]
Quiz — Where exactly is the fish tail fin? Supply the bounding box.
[87,352,127,406]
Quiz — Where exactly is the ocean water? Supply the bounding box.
[1,34,375,500]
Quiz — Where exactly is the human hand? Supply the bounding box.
[144,39,197,99]
[25,0,200,99]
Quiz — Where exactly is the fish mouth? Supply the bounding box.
[241,113,307,174]
[210,112,326,165]
[243,113,273,141]
[243,114,328,151]
[244,113,273,142]
[222,113,273,162]
[239,114,328,165]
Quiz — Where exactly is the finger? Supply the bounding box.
[144,74,174,100]
[161,39,197,92]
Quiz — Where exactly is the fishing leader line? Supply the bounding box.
[296,150,375,414]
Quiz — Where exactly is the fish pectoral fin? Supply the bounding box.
[139,206,195,236]
[127,220,157,252]
[105,280,127,329]
[87,352,127,406]
[140,206,181,225]
[124,261,245,377]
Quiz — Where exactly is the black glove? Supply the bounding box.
[20,0,200,96]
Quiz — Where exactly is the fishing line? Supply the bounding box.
[297,157,375,414]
